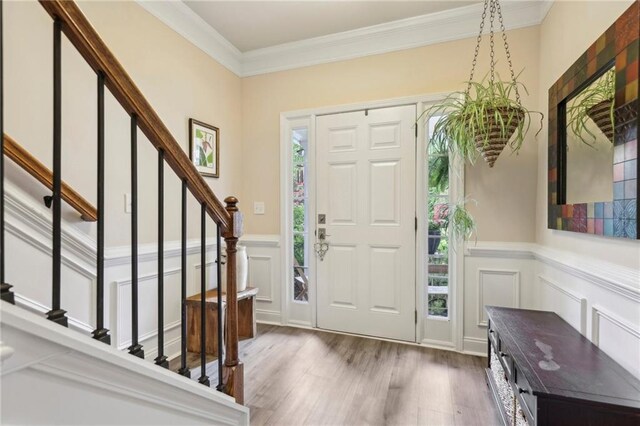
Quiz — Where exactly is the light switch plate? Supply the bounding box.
[253,201,265,215]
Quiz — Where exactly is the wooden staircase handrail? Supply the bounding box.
[4,133,97,222]
[37,0,231,231]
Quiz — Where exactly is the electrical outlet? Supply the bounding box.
[124,193,132,214]
[253,201,265,215]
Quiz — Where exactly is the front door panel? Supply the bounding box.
[316,105,416,342]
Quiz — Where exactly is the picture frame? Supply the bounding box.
[189,118,220,178]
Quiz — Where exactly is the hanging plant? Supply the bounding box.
[448,200,477,242]
[429,195,477,243]
[419,0,543,168]
[566,68,615,146]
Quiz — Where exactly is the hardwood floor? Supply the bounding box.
[172,324,500,426]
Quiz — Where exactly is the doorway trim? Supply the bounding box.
[280,93,462,346]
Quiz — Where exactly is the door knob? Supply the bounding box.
[318,228,330,240]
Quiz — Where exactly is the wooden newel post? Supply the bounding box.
[222,196,244,404]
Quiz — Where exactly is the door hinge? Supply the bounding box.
[415,124,418,138]
[415,310,418,324]
[415,216,418,231]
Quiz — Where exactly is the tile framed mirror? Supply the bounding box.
[548,2,639,239]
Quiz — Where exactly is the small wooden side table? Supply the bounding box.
[186,287,259,356]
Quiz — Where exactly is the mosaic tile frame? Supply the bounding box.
[548,2,639,240]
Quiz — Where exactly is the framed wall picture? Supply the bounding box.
[189,118,219,178]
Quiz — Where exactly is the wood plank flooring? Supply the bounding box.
[171,324,500,426]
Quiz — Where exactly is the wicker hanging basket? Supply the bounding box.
[586,98,614,143]
[473,106,525,168]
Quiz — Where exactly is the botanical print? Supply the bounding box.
[189,119,219,177]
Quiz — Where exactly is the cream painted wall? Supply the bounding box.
[6,0,638,270]
[241,26,541,242]
[5,0,242,246]
[537,0,640,269]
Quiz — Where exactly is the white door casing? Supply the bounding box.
[315,105,417,342]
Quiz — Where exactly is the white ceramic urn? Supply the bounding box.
[221,245,248,292]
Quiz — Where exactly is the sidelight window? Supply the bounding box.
[426,116,450,318]
[292,129,309,302]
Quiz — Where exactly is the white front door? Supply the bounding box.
[315,105,417,342]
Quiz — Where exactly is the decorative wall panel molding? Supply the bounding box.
[112,268,182,351]
[248,255,274,302]
[591,305,640,347]
[476,269,520,327]
[539,275,587,335]
[467,242,640,303]
[5,181,96,276]
[591,305,640,378]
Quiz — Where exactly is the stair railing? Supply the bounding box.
[3,134,98,222]
[0,0,244,403]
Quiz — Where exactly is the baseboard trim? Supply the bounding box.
[256,309,282,324]
[463,336,487,356]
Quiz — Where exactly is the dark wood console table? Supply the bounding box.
[485,306,640,426]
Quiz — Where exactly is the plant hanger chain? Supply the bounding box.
[466,0,489,96]
[496,0,521,104]
[465,0,522,105]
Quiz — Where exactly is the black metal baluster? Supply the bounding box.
[128,115,143,358]
[155,149,168,368]
[198,203,210,386]
[46,19,67,326]
[0,0,13,305]
[177,180,190,377]
[92,72,109,343]
[216,223,223,390]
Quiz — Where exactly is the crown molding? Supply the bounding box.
[241,1,551,76]
[136,1,554,78]
[136,0,243,76]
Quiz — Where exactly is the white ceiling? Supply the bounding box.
[183,1,479,52]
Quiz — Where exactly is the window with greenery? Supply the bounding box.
[427,116,450,318]
[292,129,309,302]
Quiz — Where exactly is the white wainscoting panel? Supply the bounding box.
[4,182,96,334]
[249,255,274,303]
[539,275,587,335]
[112,267,181,351]
[242,236,282,324]
[476,269,521,327]
[463,250,535,355]
[5,180,638,381]
[591,305,640,379]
